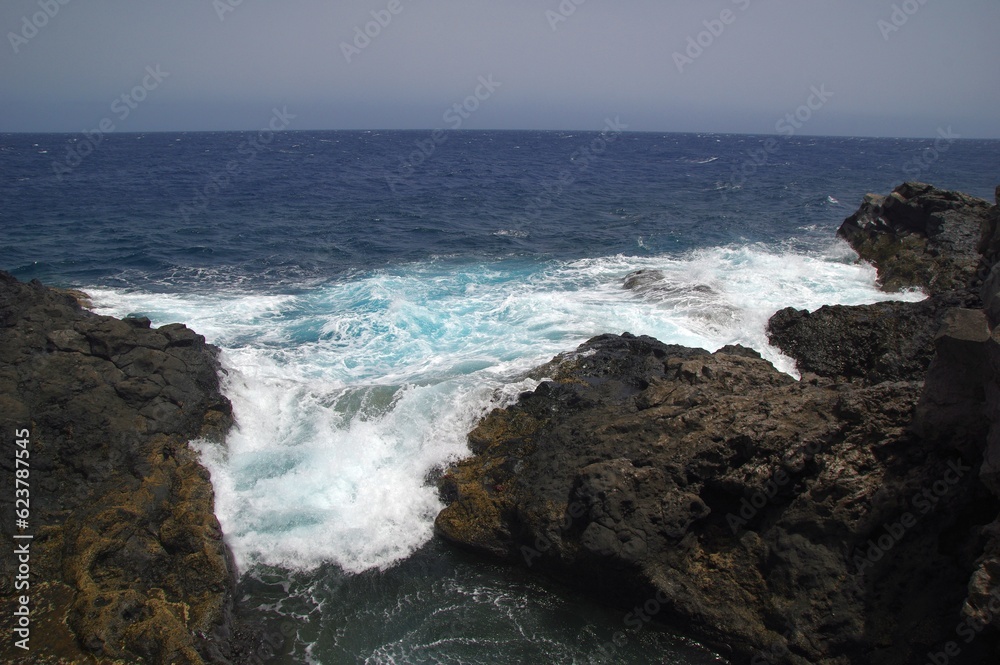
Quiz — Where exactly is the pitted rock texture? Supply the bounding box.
[0,272,264,664]
[436,333,998,664]
[438,183,1000,664]
[837,181,992,295]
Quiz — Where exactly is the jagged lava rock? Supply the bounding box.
[0,273,262,664]
[436,333,998,664]
[837,181,993,295]
[979,186,1000,328]
[767,299,945,384]
[913,308,991,453]
[771,182,993,383]
[776,182,1000,661]
[438,183,1000,664]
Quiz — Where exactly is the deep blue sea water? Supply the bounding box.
[2,130,998,664]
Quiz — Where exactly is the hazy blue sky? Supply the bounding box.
[2,0,997,137]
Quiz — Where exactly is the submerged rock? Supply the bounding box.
[0,273,263,664]
[622,269,740,336]
[623,269,666,291]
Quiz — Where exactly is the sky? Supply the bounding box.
[1,0,998,138]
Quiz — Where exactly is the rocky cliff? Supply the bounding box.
[0,273,262,664]
[435,183,1000,664]
[836,181,993,296]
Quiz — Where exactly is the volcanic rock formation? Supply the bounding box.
[0,273,267,664]
[436,182,1000,664]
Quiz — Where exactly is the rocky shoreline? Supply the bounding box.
[0,274,269,664]
[4,181,999,663]
[436,182,1000,664]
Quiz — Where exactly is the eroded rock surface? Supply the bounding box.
[836,181,992,295]
[0,273,264,664]
[437,183,1000,664]
[437,334,996,663]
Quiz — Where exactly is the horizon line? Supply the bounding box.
[2,128,998,141]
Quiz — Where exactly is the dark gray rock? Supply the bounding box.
[837,181,993,294]
[767,299,945,383]
[436,333,998,664]
[623,269,666,291]
[440,183,1000,665]
[980,188,1000,328]
[978,185,1000,270]
[913,309,991,454]
[0,272,261,665]
[982,330,1000,497]
[982,264,1000,330]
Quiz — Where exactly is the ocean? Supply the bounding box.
[3,130,997,664]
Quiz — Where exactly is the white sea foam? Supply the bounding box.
[86,241,924,575]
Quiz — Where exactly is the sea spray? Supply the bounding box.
[87,242,924,575]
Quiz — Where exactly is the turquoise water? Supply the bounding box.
[3,130,996,663]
